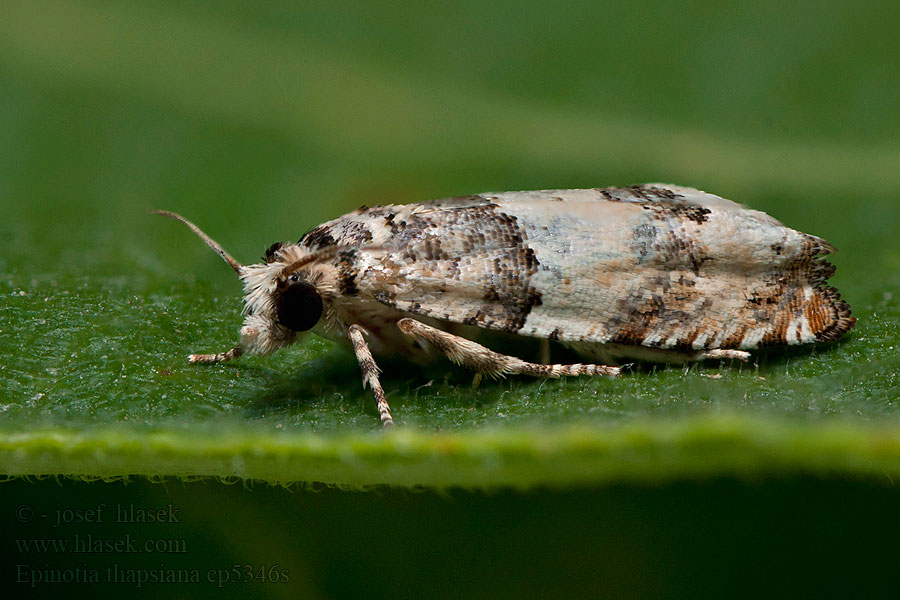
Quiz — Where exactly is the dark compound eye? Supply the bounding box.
[276,281,323,332]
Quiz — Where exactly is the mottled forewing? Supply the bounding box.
[343,185,853,351]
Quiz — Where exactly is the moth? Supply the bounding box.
[156,184,854,427]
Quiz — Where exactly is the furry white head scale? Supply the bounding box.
[154,211,332,357]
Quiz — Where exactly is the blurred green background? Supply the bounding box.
[1,0,899,596]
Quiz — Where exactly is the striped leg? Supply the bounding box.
[348,325,395,428]
[396,318,621,383]
[695,349,751,361]
[188,346,244,363]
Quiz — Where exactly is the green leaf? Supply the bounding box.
[1,0,899,489]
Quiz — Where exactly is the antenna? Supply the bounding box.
[280,244,384,279]
[153,210,244,275]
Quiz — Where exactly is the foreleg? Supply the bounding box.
[188,346,244,363]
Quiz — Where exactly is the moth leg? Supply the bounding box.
[348,325,395,428]
[538,338,551,365]
[695,349,751,362]
[397,318,621,380]
[188,346,243,363]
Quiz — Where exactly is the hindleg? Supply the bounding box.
[694,349,751,361]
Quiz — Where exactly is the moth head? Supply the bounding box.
[227,242,336,356]
[154,210,328,356]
